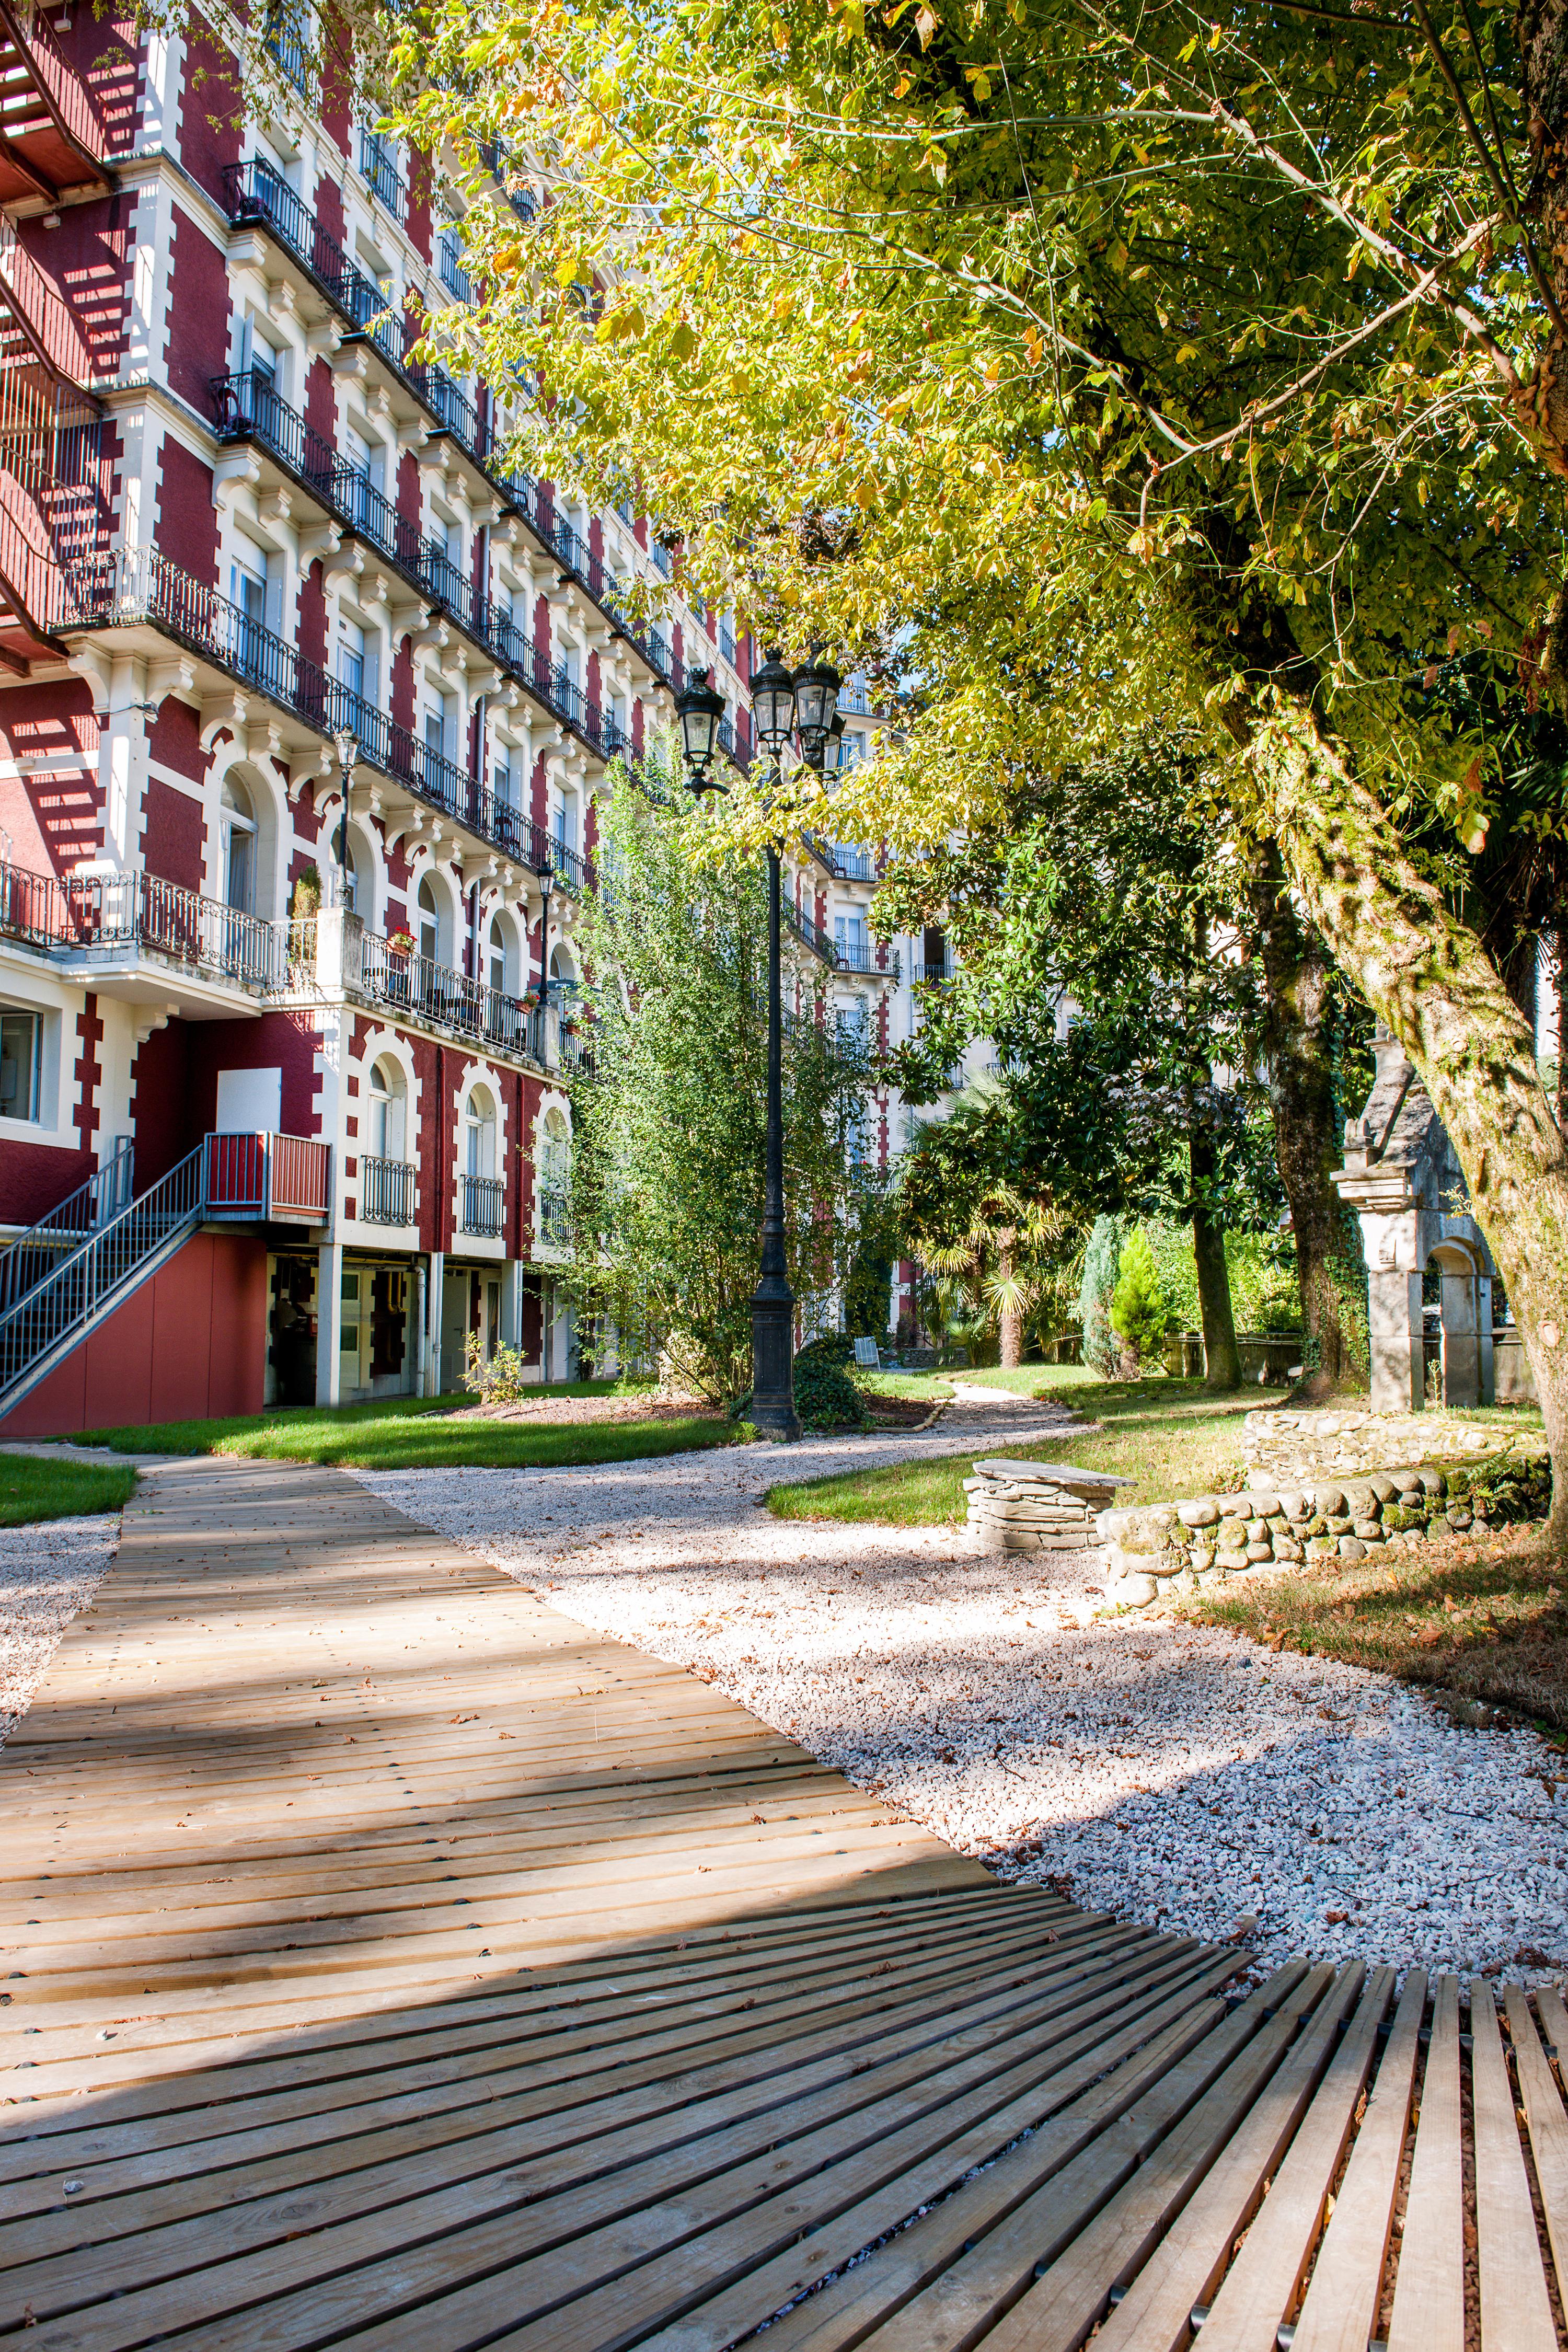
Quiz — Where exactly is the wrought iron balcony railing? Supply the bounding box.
[438,236,472,305]
[827,844,877,883]
[261,7,309,94]
[720,625,736,666]
[912,957,954,985]
[0,856,285,988]
[460,1172,505,1237]
[359,1154,416,1226]
[783,897,836,966]
[224,159,423,397]
[360,131,405,218]
[835,937,900,979]
[356,927,546,1066]
[58,549,550,878]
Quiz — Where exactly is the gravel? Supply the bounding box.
[340,1396,1564,1988]
[0,1514,120,1745]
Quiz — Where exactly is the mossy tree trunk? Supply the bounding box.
[1247,840,1356,1391]
[1250,699,1568,1535]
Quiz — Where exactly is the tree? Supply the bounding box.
[392,0,1568,1519]
[899,1110,1071,1363]
[562,760,883,1404]
[883,734,1273,1388]
[1111,1229,1174,1370]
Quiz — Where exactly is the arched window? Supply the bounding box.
[539,1105,569,1191]
[366,1056,405,1161]
[418,874,442,966]
[221,777,256,913]
[465,1084,497,1181]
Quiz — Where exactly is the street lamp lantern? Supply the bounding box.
[791,652,840,765]
[674,665,726,791]
[749,647,797,759]
[814,711,847,780]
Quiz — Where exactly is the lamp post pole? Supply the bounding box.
[332,728,356,909]
[675,648,840,1442]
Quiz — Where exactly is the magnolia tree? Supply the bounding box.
[560,763,886,1404]
[390,0,1568,1518]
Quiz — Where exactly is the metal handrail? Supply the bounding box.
[0,1137,133,1312]
[0,849,284,988]
[460,1172,505,1236]
[0,1139,207,1402]
[360,131,405,217]
[360,1154,416,1226]
[357,928,544,1062]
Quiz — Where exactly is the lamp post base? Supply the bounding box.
[751,1283,801,1443]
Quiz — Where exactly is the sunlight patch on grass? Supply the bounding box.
[0,1454,137,1525]
[68,1390,742,1470]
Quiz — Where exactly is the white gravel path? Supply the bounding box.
[0,1513,120,1744]
[342,1396,1564,1987]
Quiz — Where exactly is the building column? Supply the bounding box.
[316,1240,343,1408]
[425,1250,445,1396]
[1438,1256,1481,1408]
[1367,1265,1423,1413]
[413,1258,428,1396]
[501,1258,521,1356]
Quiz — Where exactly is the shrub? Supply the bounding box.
[463,1336,531,1403]
[798,1330,856,1367]
[1110,1229,1174,1366]
[792,1352,867,1430]
[1077,1214,1123,1377]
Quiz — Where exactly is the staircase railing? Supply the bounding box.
[0,1128,330,1409]
[0,1135,133,1312]
[0,1139,207,1405]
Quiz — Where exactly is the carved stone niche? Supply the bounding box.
[1332,1025,1516,1410]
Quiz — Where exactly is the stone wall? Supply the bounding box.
[1098,1453,1551,1609]
[965,1458,1129,1553]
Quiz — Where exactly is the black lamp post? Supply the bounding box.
[332,727,357,908]
[536,859,556,1057]
[674,651,839,1441]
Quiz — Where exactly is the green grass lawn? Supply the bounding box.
[1183,1520,1568,1735]
[66,1388,745,1471]
[856,1369,956,1402]
[0,1453,138,1525]
[767,1375,1260,1526]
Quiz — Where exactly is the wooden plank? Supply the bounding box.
[1188,1967,1396,2352]
[768,1964,1327,2352]
[1288,1969,1427,2352]
[981,1966,1365,2352]
[1505,1984,1568,2305]
[1385,1974,1466,2352]
[1470,1985,1557,2351]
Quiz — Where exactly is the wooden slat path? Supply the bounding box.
[0,1459,1565,2349]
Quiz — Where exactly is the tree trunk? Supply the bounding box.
[1190,1119,1241,1390]
[1247,839,1356,1392]
[1250,696,1568,1535]
[996,1241,1023,1367]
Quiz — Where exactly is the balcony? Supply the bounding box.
[912,956,953,985]
[460,1172,504,1237]
[0,0,116,208]
[206,1131,330,1223]
[59,547,557,876]
[353,924,547,1067]
[835,937,901,979]
[261,6,309,96]
[783,898,835,966]
[437,236,472,307]
[826,844,875,883]
[720,625,736,667]
[360,131,405,219]
[360,1154,416,1226]
[0,856,286,1010]
[548,835,590,898]
[223,159,427,404]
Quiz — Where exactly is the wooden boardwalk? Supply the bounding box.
[1,1458,1565,2349]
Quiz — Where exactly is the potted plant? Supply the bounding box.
[387,927,414,955]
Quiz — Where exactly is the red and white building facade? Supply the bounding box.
[0,4,925,1429]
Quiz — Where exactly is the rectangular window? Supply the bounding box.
[0,1010,39,1122]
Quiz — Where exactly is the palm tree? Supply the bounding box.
[917,1183,1069,1368]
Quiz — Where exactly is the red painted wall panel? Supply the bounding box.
[0,673,100,873]
[0,1140,95,1227]
[141,775,204,889]
[176,16,244,202]
[147,695,206,786]
[155,434,219,587]
[165,208,232,412]
[0,1231,268,1436]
